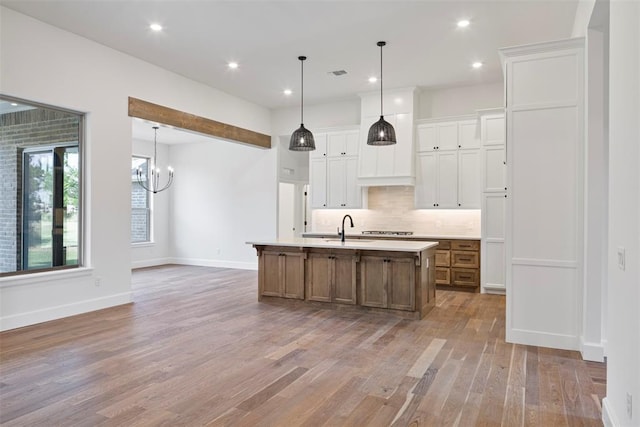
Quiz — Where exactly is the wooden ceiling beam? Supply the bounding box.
[128,97,271,149]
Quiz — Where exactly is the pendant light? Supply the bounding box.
[367,41,396,145]
[289,56,316,151]
[136,126,174,194]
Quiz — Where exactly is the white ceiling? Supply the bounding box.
[3,0,579,111]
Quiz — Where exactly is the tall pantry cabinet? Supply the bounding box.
[500,38,585,351]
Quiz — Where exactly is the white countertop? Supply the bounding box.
[302,232,480,240]
[247,238,438,253]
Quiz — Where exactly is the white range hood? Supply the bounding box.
[358,87,418,186]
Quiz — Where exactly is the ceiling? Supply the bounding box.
[2,0,579,112]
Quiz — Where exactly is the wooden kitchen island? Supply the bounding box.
[248,238,438,319]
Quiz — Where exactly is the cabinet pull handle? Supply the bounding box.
[459,275,472,279]
[459,244,471,248]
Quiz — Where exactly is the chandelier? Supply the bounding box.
[136,126,174,193]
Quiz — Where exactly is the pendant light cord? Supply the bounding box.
[301,58,304,124]
[153,126,158,168]
[380,43,383,117]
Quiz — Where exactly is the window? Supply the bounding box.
[131,156,150,243]
[0,96,83,276]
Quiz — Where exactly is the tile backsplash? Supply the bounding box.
[311,186,481,237]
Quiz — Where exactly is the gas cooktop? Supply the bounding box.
[361,231,414,236]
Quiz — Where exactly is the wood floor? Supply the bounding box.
[0,265,606,426]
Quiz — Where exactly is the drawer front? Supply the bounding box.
[451,240,480,251]
[451,268,479,286]
[435,267,451,285]
[435,250,451,267]
[434,240,451,250]
[451,250,479,268]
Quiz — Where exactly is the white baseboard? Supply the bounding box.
[482,283,506,295]
[131,257,172,269]
[506,328,580,352]
[169,257,258,271]
[0,292,132,332]
[580,338,605,362]
[602,397,618,427]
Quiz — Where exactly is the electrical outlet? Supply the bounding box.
[94,277,101,287]
[627,393,633,419]
[617,247,626,271]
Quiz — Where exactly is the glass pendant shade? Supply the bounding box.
[367,41,396,146]
[289,124,316,151]
[367,115,396,145]
[289,55,316,151]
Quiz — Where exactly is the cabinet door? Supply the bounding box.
[327,157,346,208]
[415,152,437,208]
[436,151,459,208]
[483,146,506,192]
[416,124,437,152]
[437,122,459,151]
[393,113,414,177]
[344,157,361,208]
[282,253,304,299]
[306,253,332,302]
[261,251,282,297]
[387,258,415,311]
[333,255,357,304]
[327,133,347,157]
[344,131,360,156]
[310,158,327,208]
[310,133,328,159]
[360,256,387,308]
[481,114,505,146]
[458,120,481,149]
[458,149,481,208]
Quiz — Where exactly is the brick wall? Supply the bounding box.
[0,107,80,273]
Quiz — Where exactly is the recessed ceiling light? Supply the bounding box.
[472,61,483,69]
[283,89,292,96]
[149,23,163,32]
[457,19,470,28]
[368,76,378,83]
[228,62,239,69]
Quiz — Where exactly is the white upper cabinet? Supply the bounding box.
[458,149,481,208]
[415,151,459,208]
[309,128,363,209]
[458,120,481,149]
[309,133,328,159]
[358,88,417,186]
[481,114,505,146]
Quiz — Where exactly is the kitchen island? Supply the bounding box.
[247,238,438,319]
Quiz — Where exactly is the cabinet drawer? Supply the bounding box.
[451,250,479,268]
[435,267,450,285]
[451,240,479,251]
[435,250,451,267]
[451,268,479,286]
[433,240,451,250]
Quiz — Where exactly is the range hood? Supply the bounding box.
[357,87,417,187]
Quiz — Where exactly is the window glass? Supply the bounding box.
[0,96,83,276]
[131,156,150,243]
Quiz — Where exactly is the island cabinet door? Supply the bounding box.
[260,250,304,299]
[333,254,357,305]
[261,251,283,297]
[282,253,305,299]
[387,258,416,311]
[306,253,332,302]
[360,256,387,308]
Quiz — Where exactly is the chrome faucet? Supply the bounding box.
[338,214,354,242]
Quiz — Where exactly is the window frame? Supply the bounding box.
[0,95,84,277]
[131,155,152,245]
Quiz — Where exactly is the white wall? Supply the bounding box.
[603,1,640,425]
[0,7,272,330]
[131,138,172,269]
[419,82,504,118]
[169,139,276,270]
[271,98,361,137]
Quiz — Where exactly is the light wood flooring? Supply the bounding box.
[0,265,606,426]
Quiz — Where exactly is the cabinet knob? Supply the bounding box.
[433,146,436,150]
[458,145,461,148]
[504,195,507,198]
[505,187,507,190]
[458,203,461,206]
